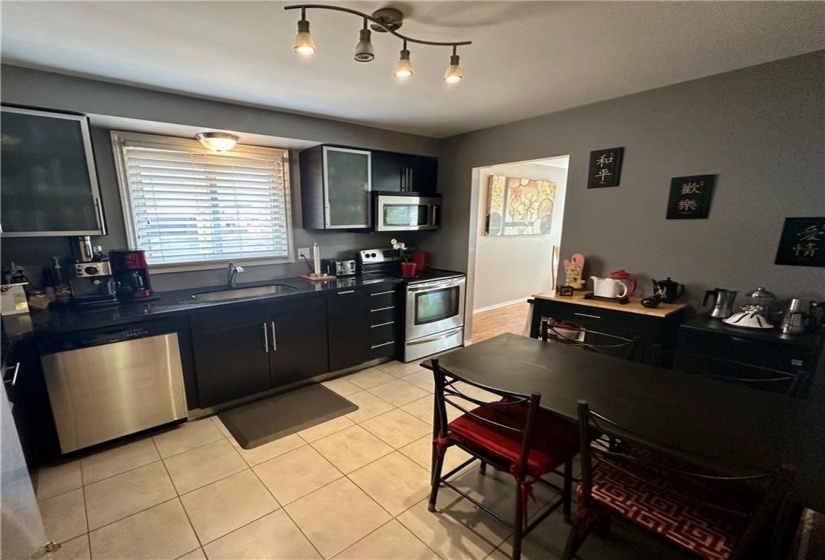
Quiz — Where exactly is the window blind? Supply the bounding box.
[115,134,291,267]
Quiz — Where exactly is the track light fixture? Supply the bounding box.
[285,4,471,83]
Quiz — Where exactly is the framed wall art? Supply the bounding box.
[774,217,825,267]
[666,174,716,219]
[485,174,556,236]
[587,147,624,188]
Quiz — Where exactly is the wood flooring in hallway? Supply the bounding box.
[469,301,531,344]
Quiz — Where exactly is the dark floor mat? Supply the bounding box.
[218,384,358,449]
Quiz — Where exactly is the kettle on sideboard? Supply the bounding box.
[590,276,629,299]
[703,288,738,319]
[652,277,685,303]
[609,270,637,297]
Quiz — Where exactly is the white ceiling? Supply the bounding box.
[2,1,823,139]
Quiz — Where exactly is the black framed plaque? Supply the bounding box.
[666,175,715,219]
[587,147,624,188]
[774,217,825,267]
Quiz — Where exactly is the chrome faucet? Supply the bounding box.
[227,262,245,288]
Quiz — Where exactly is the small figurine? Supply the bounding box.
[562,253,586,290]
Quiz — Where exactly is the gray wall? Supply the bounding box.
[430,51,825,314]
[0,65,439,291]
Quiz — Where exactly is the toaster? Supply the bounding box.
[322,259,356,277]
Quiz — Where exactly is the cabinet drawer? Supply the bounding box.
[677,329,816,374]
[367,338,397,360]
[369,323,397,345]
[366,289,395,309]
[368,306,395,325]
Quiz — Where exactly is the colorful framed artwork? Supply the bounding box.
[666,175,716,219]
[774,217,825,267]
[485,175,556,236]
[587,147,624,188]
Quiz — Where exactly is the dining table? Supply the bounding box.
[422,332,825,514]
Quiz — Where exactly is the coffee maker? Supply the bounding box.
[109,250,153,300]
[70,260,118,305]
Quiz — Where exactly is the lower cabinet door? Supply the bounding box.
[193,323,271,408]
[327,289,367,372]
[268,297,329,387]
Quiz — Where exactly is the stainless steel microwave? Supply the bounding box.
[373,192,441,231]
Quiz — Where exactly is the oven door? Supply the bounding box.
[375,195,440,231]
[405,277,465,340]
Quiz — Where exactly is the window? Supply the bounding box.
[111,131,292,270]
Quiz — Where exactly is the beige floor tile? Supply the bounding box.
[89,499,199,560]
[286,478,391,559]
[345,367,396,390]
[180,470,279,544]
[176,548,207,560]
[376,360,427,377]
[81,437,160,484]
[51,534,90,560]
[311,425,394,474]
[367,379,430,407]
[360,408,431,449]
[335,519,440,560]
[164,439,247,494]
[344,391,394,423]
[298,415,355,443]
[399,435,474,479]
[39,488,87,543]
[349,452,431,516]
[203,509,321,560]
[35,460,82,501]
[85,461,177,530]
[322,377,362,397]
[254,445,342,505]
[397,496,510,560]
[153,419,225,458]
[401,396,436,424]
[401,369,435,393]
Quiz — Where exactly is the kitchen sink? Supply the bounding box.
[191,284,297,302]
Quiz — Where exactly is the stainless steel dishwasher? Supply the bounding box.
[39,321,188,453]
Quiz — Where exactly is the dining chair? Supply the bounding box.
[429,358,580,560]
[652,345,809,397]
[540,320,640,361]
[563,400,795,560]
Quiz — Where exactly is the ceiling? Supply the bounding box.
[2,1,823,139]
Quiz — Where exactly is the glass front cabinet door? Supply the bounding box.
[299,145,371,230]
[1,107,106,236]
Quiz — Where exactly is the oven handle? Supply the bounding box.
[406,278,465,293]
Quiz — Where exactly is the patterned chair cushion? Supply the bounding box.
[587,459,749,560]
[448,405,577,477]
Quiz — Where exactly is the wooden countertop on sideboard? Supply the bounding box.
[531,292,691,318]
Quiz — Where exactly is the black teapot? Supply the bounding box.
[652,277,685,303]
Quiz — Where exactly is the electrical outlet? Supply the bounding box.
[297,247,311,260]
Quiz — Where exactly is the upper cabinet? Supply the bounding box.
[300,145,372,229]
[1,106,106,237]
[299,145,439,230]
[371,150,438,195]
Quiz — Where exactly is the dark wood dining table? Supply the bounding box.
[423,333,825,513]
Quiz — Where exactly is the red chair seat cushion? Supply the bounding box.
[447,405,577,478]
[586,459,747,560]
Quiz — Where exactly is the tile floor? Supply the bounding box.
[34,360,692,560]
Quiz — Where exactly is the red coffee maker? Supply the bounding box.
[109,250,153,299]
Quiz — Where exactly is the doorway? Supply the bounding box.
[465,156,570,342]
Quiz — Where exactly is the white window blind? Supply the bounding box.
[112,132,291,268]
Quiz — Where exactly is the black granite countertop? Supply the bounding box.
[1,275,402,340]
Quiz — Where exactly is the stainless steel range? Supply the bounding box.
[358,249,466,362]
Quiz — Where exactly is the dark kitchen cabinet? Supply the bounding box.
[371,150,438,195]
[191,296,329,407]
[529,294,691,364]
[327,281,400,371]
[300,145,372,229]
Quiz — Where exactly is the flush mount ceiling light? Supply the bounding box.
[195,132,240,152]
[285,4,471,83]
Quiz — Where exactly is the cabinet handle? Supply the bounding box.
[399,168,406,191]
[271,321,277,351]
[262,323,269,353]
[370,321,395,328]
[370,290,394,297]
[408,168,413,190]
[371,340,395,349]
[93,197,107,234]
[3,362,20,386]
[574,312,602,319]
[371,306,395,312]
[337,290,356,295]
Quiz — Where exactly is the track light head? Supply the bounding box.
[394,46,413,78]
[294,17,316,56]
[444,52,463,84]
[354,24,375,62]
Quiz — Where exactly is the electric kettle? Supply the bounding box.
[610,270,638,297]
[703,288,738,319]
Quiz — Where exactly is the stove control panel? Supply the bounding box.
[358,248,402,264]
